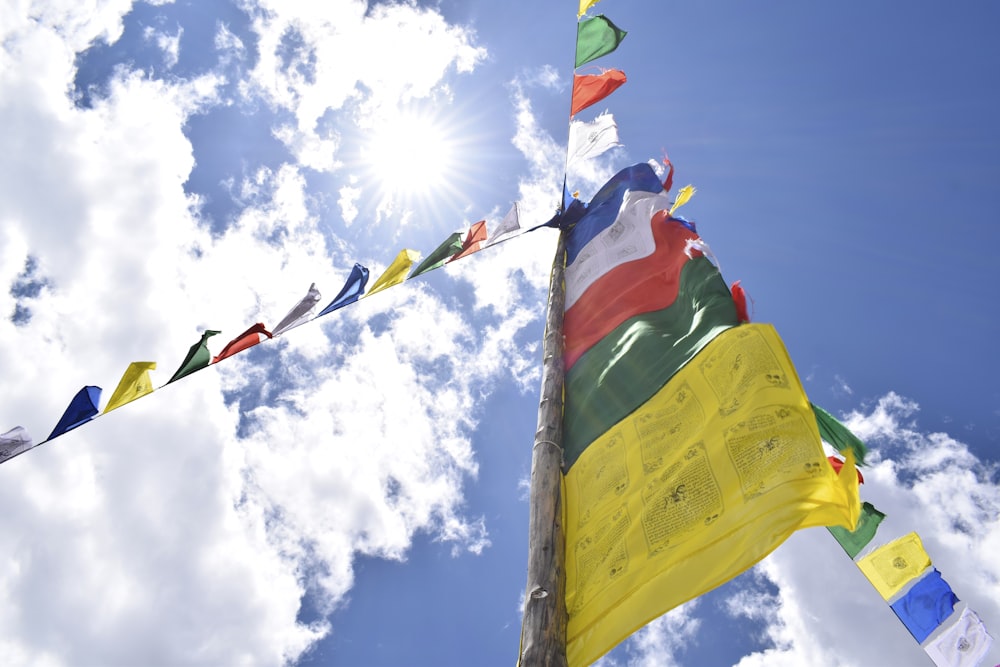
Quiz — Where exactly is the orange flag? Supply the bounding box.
[213,323,272,363]
[571,70,626,116]
[448,220,487,263]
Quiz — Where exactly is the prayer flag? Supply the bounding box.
[829,501,885,558]
[104,361,157,413]
[48,386,102,441]
[571,70,627,116]
[485,204,520,248]
[578,0,602,17]
[891,569,959,643]
[318,263,369,316]
[858,532,932,600]
[669,184,696,215]
[731,280,750,322]
[812,403,868,464]
[0,426,34,465]
[923,607,994,667]
[567,113,621,167]
[562,164,859,666]
[827,455,864,484]
[168,329,221,383]
[410,232,463,278]
[213,323,272,363]
[448,221,487,263]
[366,249,420,297]
[272,283,322,336]
[576,15,627,68]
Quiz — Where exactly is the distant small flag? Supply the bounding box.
[485,204,521,248]
[578,0,602,18]
[858,532,932,600]
[213,323,273,363]
[571,70,627,116]
[923,607,994,667]
[828,501,885,559]
[366,249,420,297]
[891,569,959,643]
[567,112,621,167]
[48,386,102,441]
[731,280,750,323]
[410,233,463,278]
[272,283,322,336]
[0,426,34,465]
[575,15,627,68]
[104,362,157,413]
[168,329,221,383]
[668,184,696,215]
[317,263,369,317]
[812,403,868,465]
[448,221,487,263]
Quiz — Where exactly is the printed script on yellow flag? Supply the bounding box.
[563,324,861,666]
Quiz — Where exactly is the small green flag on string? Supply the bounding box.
[828,501,885,558]
[576,15,627,68]
[812,403,868,465]
[168,330,221,383]
[410,232,463,278]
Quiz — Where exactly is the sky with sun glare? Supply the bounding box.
[1,1,999,666]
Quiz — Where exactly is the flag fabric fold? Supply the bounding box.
[366,249,420,297]
[485,203,521,248]
[829,501,885,559]
[812,403,868,464]
[410,233,464,278]
[213,323,273,363]
[891,569,960,643]
[104,361,157,413]
[48,386,102,441]
[272,283,322,336]
[447,220,487,263]
[923,606,994,667]
[858,532,932,600]
[567,113,621,168]
[576,15,627,68]
[168,329,221,383]
[318,263,369,316]
[571,70,627,116]
[0,426,34,465]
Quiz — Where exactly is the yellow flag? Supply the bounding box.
[563,324,859,666]
[365,249,420,298]
[857,532,931,600]
[578,0,601,17]
[668,184,696,216]
[104,361,157,413]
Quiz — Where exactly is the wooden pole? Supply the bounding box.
[519,229,569,667]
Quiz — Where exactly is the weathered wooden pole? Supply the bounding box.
[519,229,569,667]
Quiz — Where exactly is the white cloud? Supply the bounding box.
[337,183,361,226]
[144,24,183,69]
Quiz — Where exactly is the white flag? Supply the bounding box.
[485,203,521,248]
[272,283,322,336]
[0,426,34,465]
[924,606,994,667]
[567,112,620,167]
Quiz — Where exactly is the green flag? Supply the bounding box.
[812,403,868,465]
[575,15,627,68]
[410,232,463,278]
[829,501,885,558]
[168,330,221,383]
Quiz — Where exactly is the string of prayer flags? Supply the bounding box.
[48,386,102,441]
[272,283,322,336]
[448,220,487,263]
[570,70,627,116]
[485,204,520,248]
[168,330,221,383]
[567,113,621,167]
[858,532,932,600]
[575,15,627,68]
[104,362,156,413]
[812,403,869,464]
[410,233,464,278]
[367,249,420,297]
[891,569,960,643]
[213,323,272,363]
[0,426,34,464]
[317,263,369,317]
[829,501,885,558]
[924,607,994,667]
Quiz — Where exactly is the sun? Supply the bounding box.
[361,109,457,197]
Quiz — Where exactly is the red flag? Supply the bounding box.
[448,220,488,262]
[571,70,626,116]
[731,280,750,323]
[828,456,865,484]
[213,323,273,363]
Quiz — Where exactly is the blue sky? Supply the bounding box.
[1,1,998,666]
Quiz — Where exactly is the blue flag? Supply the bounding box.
[318,263,369,317]
[47,386,102,441]
[890,569,959,643]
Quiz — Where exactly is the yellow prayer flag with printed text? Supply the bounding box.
[857,532,931,600]
[563,324,860,667]
[104,361,157,413]
[365,249,420,298]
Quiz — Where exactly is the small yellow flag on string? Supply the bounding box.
[578,0,602,18]
[104,361,157,413]
[365,249,420,298]
[668,184,696,216]
[857,532,931,600]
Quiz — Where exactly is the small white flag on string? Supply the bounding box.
[0,426,34,465]
[272,283,322,336]
[923,606,994,667]
[485,203,521,248]
[567,112,620,167]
